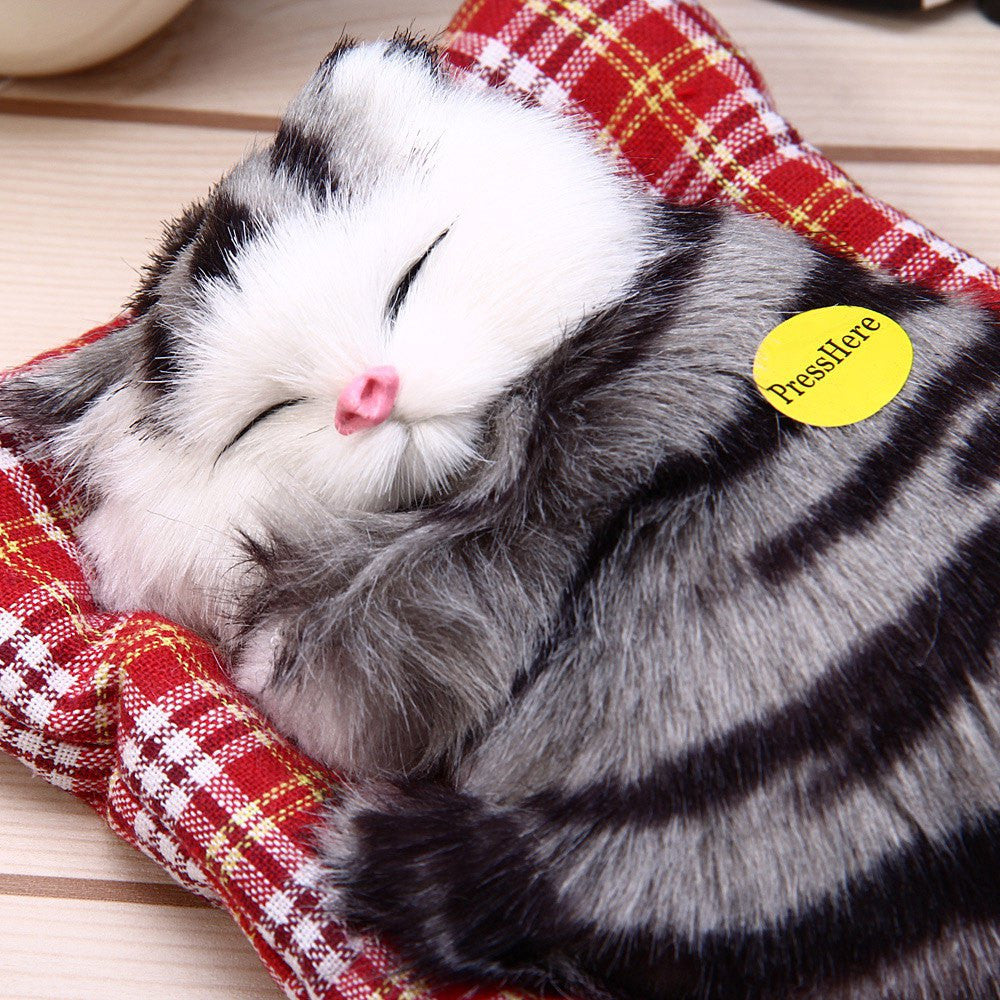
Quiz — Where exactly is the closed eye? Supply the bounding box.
[385,229,449,324]
[217,398,304,462]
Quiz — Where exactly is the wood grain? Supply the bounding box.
[0,755,175,885]
[0,873,208,909]
[712,0,1000,152]
[2,0,998,154]
[0,0,453,126]
[0,895,281,999]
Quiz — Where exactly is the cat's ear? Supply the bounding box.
[310,31,439,83]
[0,197,209,454]
[128,200,207,317]
[0,319,146,453]
[382,30,442,71]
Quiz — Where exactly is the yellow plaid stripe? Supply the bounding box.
[449,0,491,33]
[0,513,100,644]
[114,619,330,794]
[482,0,864,258]
[206,776,323,881]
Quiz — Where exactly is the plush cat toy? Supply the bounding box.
[1,37,997,1000]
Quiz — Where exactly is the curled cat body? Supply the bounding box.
[2,37,998,1000]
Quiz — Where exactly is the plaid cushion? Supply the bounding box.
[2,3,998,1000]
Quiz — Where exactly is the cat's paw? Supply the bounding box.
[312,781,561,991]
[314,781,423,923]
[231,621,283,697]
[313,783,375,915]
[230,619,358,771]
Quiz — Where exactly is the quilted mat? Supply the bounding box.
[2,2,998,999]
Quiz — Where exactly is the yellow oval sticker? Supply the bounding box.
[753,305,913,427]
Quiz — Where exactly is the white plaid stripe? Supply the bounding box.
[104,773,218,900]
[0,608,21,642]
[106,675,371,996]
[0,714,109,798]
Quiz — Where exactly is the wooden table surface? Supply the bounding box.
[1,1,998,996]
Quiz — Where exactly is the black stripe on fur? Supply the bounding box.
[429,205,725,542]
[750,312,1000,584]
[128,201,206,315]
[510,235,940,707]
[188,191,263,286]
[271,121,338,201]
[528,508,1000,829]
[507,202,823,706]
[679,809,1000,999]
[478,204,732,702]
[332,785,579,995]
[144,312,182,389]
[327,784,998,1000]
[522,204,725,429]
[385,31,442,74]
[511,385,801,703]
[318,35,357,75]
[791,250,942,317]
[952,397,1000,492]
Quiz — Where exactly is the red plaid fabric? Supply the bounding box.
[2,4,998,1000]
[447,0,1000,307]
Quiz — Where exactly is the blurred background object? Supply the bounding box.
[0,0,194,76]
[979,0,1000,23]
[790,0,997,18]
[827,1,953,8]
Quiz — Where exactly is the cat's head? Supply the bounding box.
[0,36,649,634]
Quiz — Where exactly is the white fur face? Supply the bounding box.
[14,40,653,641]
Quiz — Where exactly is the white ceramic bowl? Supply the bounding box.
[0,0,194,76]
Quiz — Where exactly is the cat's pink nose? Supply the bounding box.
[335,366,400,435]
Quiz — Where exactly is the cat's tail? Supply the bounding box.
[314,779,619,1000]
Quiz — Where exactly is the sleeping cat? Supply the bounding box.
[1,36,998,1000]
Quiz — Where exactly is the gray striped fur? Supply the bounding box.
[263,203,1000,999]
